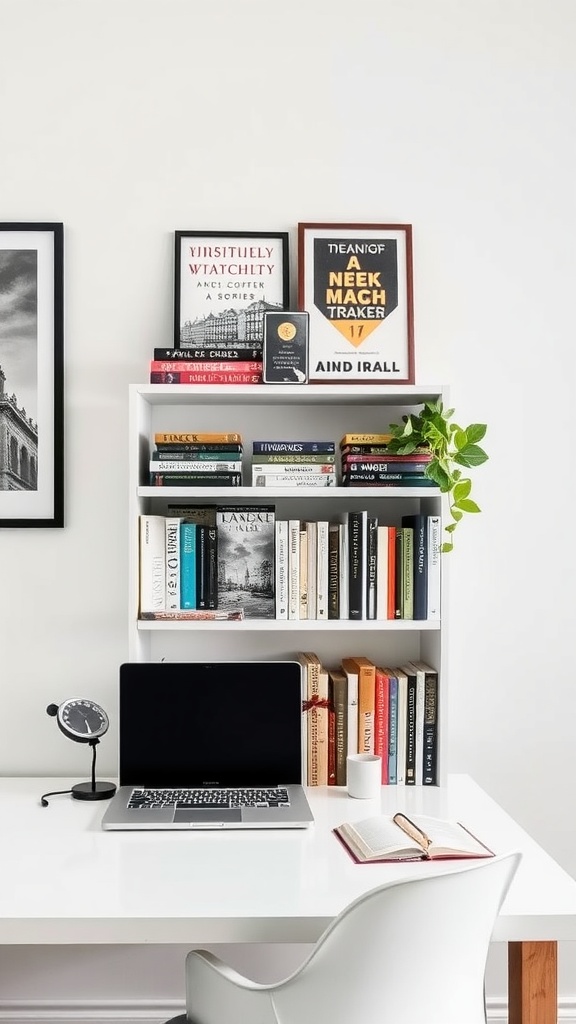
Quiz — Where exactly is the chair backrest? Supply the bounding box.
[271,852,520,1024]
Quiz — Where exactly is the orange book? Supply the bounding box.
[348,656,376,754]
[374,667,391,784]
[154,432,242,444]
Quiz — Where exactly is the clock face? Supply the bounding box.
[57,699,110,743]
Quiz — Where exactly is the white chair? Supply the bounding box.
[165,850,520,1024]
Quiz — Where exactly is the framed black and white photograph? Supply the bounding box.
[174,230,289,348]
[298,222,415,384]
[0,223,64,527]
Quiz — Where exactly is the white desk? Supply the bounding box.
[1,774,573,1023]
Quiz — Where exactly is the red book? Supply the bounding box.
[374,667,390,784]
[150,371,262,385]
[150,360,262,373]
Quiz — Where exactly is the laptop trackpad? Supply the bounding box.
[174,808,242,824]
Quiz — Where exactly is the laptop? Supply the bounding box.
[101,661,314,830]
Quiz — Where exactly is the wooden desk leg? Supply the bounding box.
[508,941,557,1024]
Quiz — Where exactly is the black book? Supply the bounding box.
[195,525,208,609]
[401,664,418,786]
[154,346,262,361]
[328,523,340,620]
[402,514,428,620]
[366,516,378,620]
[347,511,367,620]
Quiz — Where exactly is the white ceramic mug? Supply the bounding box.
[346,753,382,799]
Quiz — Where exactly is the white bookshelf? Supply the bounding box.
[128,382,448,782]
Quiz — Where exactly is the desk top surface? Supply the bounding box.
[1,774,575,945]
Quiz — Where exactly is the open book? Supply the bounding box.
[334,812,494,863]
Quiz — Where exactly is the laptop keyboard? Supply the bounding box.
[128,787,291,809]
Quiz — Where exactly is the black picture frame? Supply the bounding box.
[0,223,64,527]
[174,230,289,349]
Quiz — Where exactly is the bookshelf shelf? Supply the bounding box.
[129,381,448,784]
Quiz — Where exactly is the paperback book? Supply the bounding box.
[216,505,276,618]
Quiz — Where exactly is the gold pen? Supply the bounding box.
[393,812,432,851]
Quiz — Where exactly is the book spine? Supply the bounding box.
[414,664,425,785]
[155,443,243,454]
[427,515,442,620]
[366,516,378,620]
[304,656,328,786]
[340,433,393,445]
[140,609,244,620]
[401,526,414,620]
[423,668,438,785]
[388,674,398,785]
[342,660,359,757]
[154,346,262,360]
[275,520,289,620]
[342,453,432,464]
[288,520,300,620]
[152,450,242,461]
[154,432,242,444]
[164,517,181,610]
[253,452,336,464]
[341,444,431,456]
[342,458,432,472]
[375,524,389,620]
[253,441,336,454]
[338,522,349,619]
[139,515,166,614]
[316,521,329,620]
[251,463,336,475]
[150,360,262,373]
[374,668,389,783]
[206,526,218,609]
[166,504,217,524]
[395,670,407,784]
[333,673,348,787]
[179,522,197,610]
[150,472,242,486]
[348,510,367,620]
[327,696,336,786]
[343,472,435,485]
[299,524,308,619]
[328,523,339,620]
[404,668,417,785]
[402,514,428,620]
[253,474,335,488]
[357,662,375,754]
[150,460,242,473]
[387,526,396,619]
[306,522,317,621]
[195,523,207,608]
[150,371,262,384]
[394,528,403,619]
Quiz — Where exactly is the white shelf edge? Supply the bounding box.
[137,619,441,631]
[138,485,441,499]
[131,383,447,406]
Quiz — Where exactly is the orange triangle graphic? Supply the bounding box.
[331,321,382,347]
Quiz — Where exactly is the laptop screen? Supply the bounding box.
[119,661,303,788]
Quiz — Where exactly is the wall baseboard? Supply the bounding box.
[0,997,573,1023]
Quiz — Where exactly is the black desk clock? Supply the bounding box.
[41,698,117,806]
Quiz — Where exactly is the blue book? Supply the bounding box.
[180,522,197,609]
[252,440,336,454]
[387,673,398,784]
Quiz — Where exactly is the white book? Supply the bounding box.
[288,520,301,620]
[251,463,336,475]
[164,517,181,610]
[338,522,349,619]
[316,521,329,620]
[253,472,336,487]
[139,514,166,614]
[375,524,389,620]
[275,520,289,620]
[342,659,359,757]
[150,460,241,473]
[306,521,317,621]
[394,667,408,785]
[427,515,442,620]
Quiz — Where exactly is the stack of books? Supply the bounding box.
[149,432,243,487]
[340,432,435,487]
[251,439,337,487]
[149,346,263,385]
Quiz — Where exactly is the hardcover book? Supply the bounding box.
[334,813,493,864]
[252,440,336,454]
[216,505,275,618]
[139,515,166,614]
[262,310,309,384]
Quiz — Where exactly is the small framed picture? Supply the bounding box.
[263,311,309,384]
[174,230,289,348]
[0,223,64,527]
[298,222,415,384]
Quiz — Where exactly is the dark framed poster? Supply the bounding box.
[298,223,415,384]
[0,223,64,527]
[174,230,289,349]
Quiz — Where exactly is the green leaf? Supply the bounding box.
[453,428,468,450]
[465,423,487,443]
[455,498,481,513]
[441,540,454,553]
[425,460,451,489]
[453,479,472,502]
[449,507,464,521]
[454,444,489,467]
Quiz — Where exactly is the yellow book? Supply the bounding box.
[340,432,393,446]
[154,432,242,444]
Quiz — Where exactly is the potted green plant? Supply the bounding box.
[386,399,488,552]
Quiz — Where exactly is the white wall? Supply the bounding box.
[1,0,575,1016]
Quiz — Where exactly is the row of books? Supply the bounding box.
[298,653,439,787]
[149,345,264,384]
[251,438,336,488]
[139,506,441,622]
[340,432,435,488]
[149,432,244,487]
